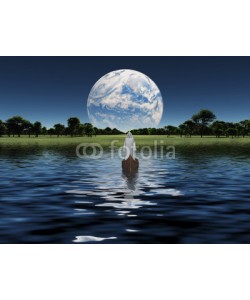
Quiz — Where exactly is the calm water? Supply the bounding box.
[0,147,250,243]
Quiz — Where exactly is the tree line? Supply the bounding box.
[0,116,123,138]
[0,110,249,138]
[131,109,250,138]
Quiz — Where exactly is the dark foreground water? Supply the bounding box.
[0,147,250,243]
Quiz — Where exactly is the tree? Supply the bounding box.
[239,120,250,137]
[183,120,196,137]
[132,128,148,135]
[93,127,98,136]
[226,128,237,138]
[246,120,250,136]
[104,127,112,135]
[164,125,177,136]
[54,123,65,137]
[178,124,186,137]
[147,128,158,135]
[33,121,42,137]
[0,120,6,136]
[78,124,85,136]
[6,116,27,137]
[139,128,148,135]
[23,120,33,137]
[67,117,80,137]
[42,126,47,136]
[83,123,94,137]
[112,128,123,135]
[63,126,70,136]
[155,128,165,135]
[192,109,216,137]
[210,121,226,137]
[47,128,55,136]
[95,128,103,135]
[178,121,195,137]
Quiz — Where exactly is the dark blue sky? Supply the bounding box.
[0,57,249,128]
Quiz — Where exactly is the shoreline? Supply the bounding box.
[0,135,249,155]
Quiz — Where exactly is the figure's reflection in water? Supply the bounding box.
[73,170,140,242]
[120,169,157,215]
[122,170,138,191]
[121,170,138,208]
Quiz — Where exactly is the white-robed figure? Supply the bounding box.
[122,131,139,175]
[124,131,136,159]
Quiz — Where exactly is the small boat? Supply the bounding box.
[122,132,139,176]
[122,154,139,175]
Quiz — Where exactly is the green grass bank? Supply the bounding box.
[0,135,249,154]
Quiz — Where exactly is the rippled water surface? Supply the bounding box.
[0,148,250,243]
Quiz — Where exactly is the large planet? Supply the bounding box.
[87,69,163,132]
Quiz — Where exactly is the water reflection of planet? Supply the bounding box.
[87,69,163,132]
